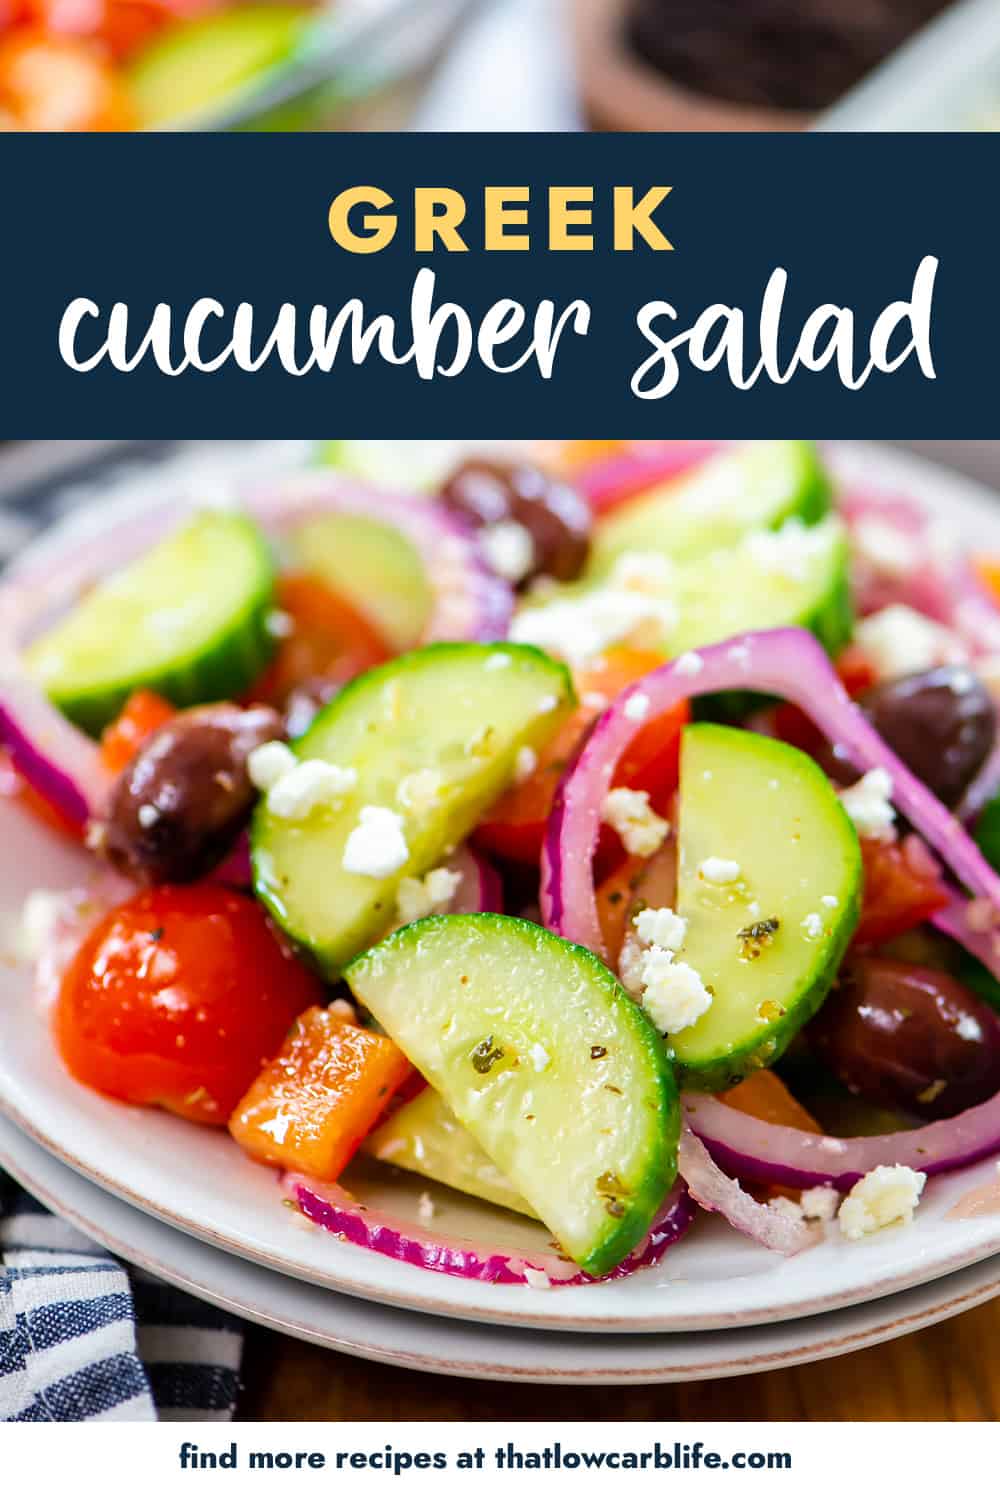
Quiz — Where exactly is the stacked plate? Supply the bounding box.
[1,440,998,1385]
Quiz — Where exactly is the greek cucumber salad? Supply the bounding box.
[5,438,1000,1288]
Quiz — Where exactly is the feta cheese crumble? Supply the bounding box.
[342,806,410,878]
[264,760,358,821]
[634,951,714,1036]
[854,604,966,681]
[800,1185,840,1223]
[771,1197,805,1222]
[247,740,297,791]
[624,691,651,722]
[838,1164,926,1241]
[481,520,536,582]
[601,787,670,857]
[514,745,539,783]
[619,905,710,1037]
[633,905,687,953]
[510,588,677,668]
[698,856,741,885]
[840,768,896,842]
[523,1267,552,1290]
[396,866,461,925]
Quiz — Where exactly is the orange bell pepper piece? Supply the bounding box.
[719,1069,822,1132]
[229,1006,412,1181]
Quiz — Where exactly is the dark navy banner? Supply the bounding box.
[0,132,995,437]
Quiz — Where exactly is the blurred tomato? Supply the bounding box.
[24,0,216,57]
[0,27,134,128]
[854,836,950,947]
[249,573,391,713]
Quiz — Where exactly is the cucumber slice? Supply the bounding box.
[291,513,432,652]
[365,1086,539,1220]
[127,6,312,130]
[588,440,830,578]
[25,511,275,736]
[318,440,484,493]
[668,514,853,659]
[252,643,573,974]
[669,724,861,1091]
[346,914,679,1277]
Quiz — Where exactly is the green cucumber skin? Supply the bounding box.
[589,440,831,578]
[37,516,276,737]
[673,726,862,1094]
[346,914,680,1279]
[675,895,859,1094]
[686,527,854,725]
[251,644,575,978]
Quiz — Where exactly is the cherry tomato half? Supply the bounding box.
[854,836,950,948]
[249,573,391,712]
[54,885,324,1125]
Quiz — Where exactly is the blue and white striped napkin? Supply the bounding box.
[1,1176,244,1423]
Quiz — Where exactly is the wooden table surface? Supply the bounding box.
[240,1295,998,1421]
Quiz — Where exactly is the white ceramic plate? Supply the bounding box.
[1,442,1000,1336]
[1,1111,998,1384]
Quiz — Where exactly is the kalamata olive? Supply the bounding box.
[859,667,996,808]
[438,458,592,586]
[809,957,1000,1120]
[102,702,284,883]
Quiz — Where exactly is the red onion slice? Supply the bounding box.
[0,659,111,826]
[681,1089,1000,1192]
[677,1127,818,1255]
[248,473,513,644]
[931,891,1000,984]
[449,844,503,915]
[575,442,724,514]
[287,1174,694,1285]
[541,627,1000,962]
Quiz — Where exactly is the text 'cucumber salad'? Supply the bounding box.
[5,437,1000,1288]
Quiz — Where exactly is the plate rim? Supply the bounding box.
[1,1112,997,1386]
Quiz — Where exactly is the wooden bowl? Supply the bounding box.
[568,0,813,131]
